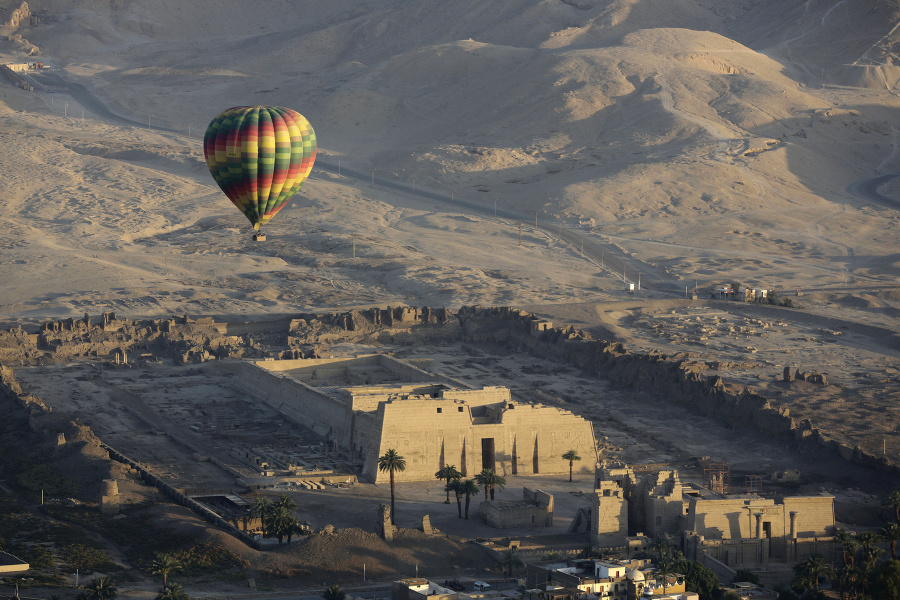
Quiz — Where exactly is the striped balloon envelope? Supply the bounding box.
[203,106,316,234]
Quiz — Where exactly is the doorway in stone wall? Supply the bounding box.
[481,438,495,472]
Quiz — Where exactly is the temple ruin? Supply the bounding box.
[235,354,597,483]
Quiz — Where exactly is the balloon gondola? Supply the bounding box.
[203,106,316,240]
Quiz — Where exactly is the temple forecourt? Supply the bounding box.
[235,355,597,483]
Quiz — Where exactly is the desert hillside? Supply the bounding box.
[0,0,897,317]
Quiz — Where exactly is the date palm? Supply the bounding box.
[460,479,480,520]
[475,469,506,500]
[435,465,462,504]
[883,522,900,559]
[249,497,271,537]
[83,576,118,600]
[793,553,835,593]
[378,449,406,525]
[446,478,463,518]
[857,530,881,566]
[150,553,182,587]
[562,450,581,482]
[155,583,189,600]
[886,490,900,523]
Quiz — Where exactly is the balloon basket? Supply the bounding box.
[253,232,267,242]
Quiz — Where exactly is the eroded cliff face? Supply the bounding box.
[454,306,897,475]
[0,305,891,475]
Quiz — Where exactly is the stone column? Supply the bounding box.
[755,512,764,539]
[789,511,799,563]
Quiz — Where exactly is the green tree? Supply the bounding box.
[883,522,900,559]
[885,490,900,523]
[833,528,854,567]
[475,469,506,500]
[378,449,406,525]
[155,583,190,600]
[446,478,463,518]
[872,558,900,600]
[249,497,271,537]
[265,505,296,543]
[654,547,683,593]
[150,553,182,587]
[498,547,523,578]
[857,530,882,567]
[83,576,118,600]
[435,465,462,504]
[460,479,480,520]
[323,584,346,600]
[273,494,297,513]
[792,554,835,593]
[562,450,581,482]
[677,560,719,600]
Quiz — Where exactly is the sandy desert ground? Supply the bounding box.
[0,1,899,489]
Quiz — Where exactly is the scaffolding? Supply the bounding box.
[702,459,730,494]
[745,474,762,494]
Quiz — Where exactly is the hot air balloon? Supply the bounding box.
[204,106,316,240]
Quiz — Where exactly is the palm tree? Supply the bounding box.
[793,553,835,593]
[883,522,900,560]
[83,577,118,600]
[886,490,900,523]
[653,547,683,593]
[378,449,406,525]
[446,478,463,518]
[249,497,271,537]
[323,585,345,600]
[562,450,581,482]
[273,494,298,513]
[475,469,507,500]
[834,528,853,567]
[498,547,524,578]
[266,504,296,543]
[285,516,305,543]
[833,564,857,600]
[858,530,882,566]
[150,554,182,588]
[460,479,480,520]
[155,583,190,600]
[435,465,462,503]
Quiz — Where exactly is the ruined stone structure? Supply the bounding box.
[591,464,835,568]
[236,354,597,483]
[591,480,629,547]
[377,503,396,541]
[682,495,835,568]
[99,478,119,515]
[3,2,30,29]
[479,487,554,528]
